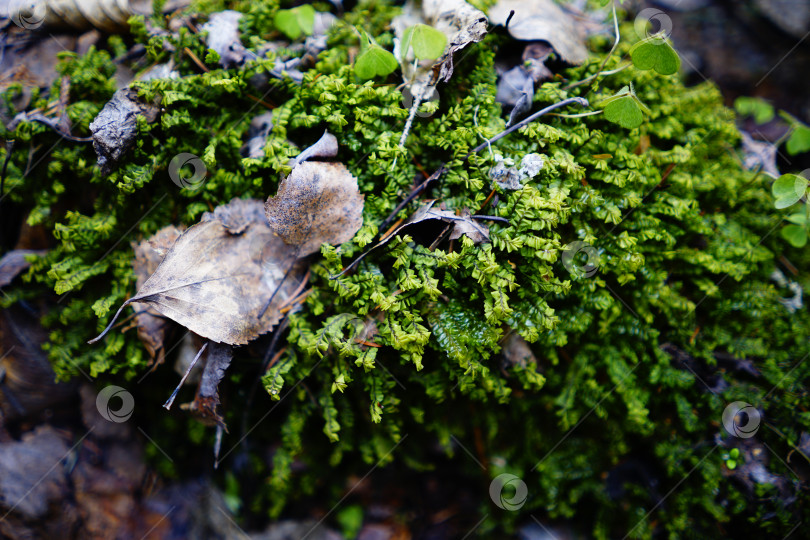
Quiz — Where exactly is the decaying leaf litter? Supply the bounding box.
[79,0,595,437]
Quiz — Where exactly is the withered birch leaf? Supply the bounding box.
[131,225,184,366]
[265,161,364,257]
[181,341,233,427]
[90,199,305,346]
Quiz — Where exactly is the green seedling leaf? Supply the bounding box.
[630,37,681,75]
[787,124,810,155]
[274,5,315,40]
[729,448,740,459]
[734,97,775,124]
[772,173,809,209]
[355,33,398,80]
[786,211,808,225]
[401,24,447,61]
[781,224,808,247]
[726,459,737,470]
[600,85,648,129]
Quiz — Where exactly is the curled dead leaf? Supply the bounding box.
[130,225,184,366]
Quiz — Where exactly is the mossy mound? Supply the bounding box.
[2,1,809,537]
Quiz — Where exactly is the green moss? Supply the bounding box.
[3,2,809,537]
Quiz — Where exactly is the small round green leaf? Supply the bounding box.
[786,212,808,225]
[772,174,809,209]
[401,24,447,61]
[355,44,398,80]
[734,97,775,124]
[786,124,810,155]
[630,39,681,76]
[726,459,737,470]
[603,96,643,129]
[781,224,808,247]
[274,5,315,40]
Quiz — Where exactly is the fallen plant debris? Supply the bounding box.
[0,249,45,288]
[130,224,183,366]
[89,88,160,175]
[265,156,364,258]
[90,198,305,345]
[489,0,588,64]
[335,201,492,277]
[2,0,810,537]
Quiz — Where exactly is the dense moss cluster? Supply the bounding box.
[2,0,809,537]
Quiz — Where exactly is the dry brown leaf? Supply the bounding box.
[130,225,183,366]
[90,198,305,346]
[180,341,232,427]
[489,0,588,65]
[264,161,364,257]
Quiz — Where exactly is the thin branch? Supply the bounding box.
[163,341,208,410]
[468,97,589,155]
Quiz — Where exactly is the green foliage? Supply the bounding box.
[772,173,808,209]
[630,36,680,75]
[354,30,398,80]
[3,3,810,538]
[600,84,649,129]
[734,96,775,124]
[273,5,315,39]
[400,23,447,61]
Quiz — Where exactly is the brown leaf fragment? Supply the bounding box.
[0,249,45,288]
[131,225,183,366]
[489,0,588,64]
[444,209,490,244]
[89,88,160,175]
[334,201,490,277]
[90,198,305,346]
[265,161,364,257]
[181,341,232,427]
[290,130,339,167]
[0,426,70,520]
[501,333,536,369]
[423,0,489,82]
